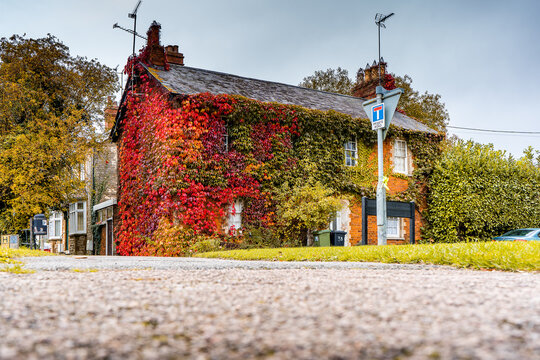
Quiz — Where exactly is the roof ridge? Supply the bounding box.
[141,63,437,134]
[150,63,367,101]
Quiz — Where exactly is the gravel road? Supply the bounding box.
[0,256,538,360]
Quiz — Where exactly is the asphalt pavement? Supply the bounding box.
[0,256,537,359]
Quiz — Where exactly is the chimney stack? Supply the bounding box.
[104,96,118,131]
[145,21,184,68]
[165,45,184,66]
[352,60,387,99]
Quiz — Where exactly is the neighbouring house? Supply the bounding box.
[89,98,119,256]
[110,22,443,256]
[44,98,119,256]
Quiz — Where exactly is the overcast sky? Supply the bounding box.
[1,0,539,157]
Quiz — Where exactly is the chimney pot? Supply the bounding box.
[165,44,184,66]
[352,60,390,99]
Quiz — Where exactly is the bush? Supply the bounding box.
[189,238,223,254]
[425,140,540,242]
[276,182,344,246]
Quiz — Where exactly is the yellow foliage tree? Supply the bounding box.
[0,35,118,231]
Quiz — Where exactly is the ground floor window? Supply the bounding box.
[228,200,243,232]
[69,202,86,234]
[48,211,63,239]
[387,217,402,238]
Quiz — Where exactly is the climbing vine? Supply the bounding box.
[115,60,443,255]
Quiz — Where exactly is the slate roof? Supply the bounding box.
[144,63,437,134]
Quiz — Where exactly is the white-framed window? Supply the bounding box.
[344,138,357,167]
[387,217,402,238]
[223,127,229,152]
[228,200,243,231]
[79,163,86,181]
[48,211,63,239]
[69,202,86,234]
[393,139,408,174]
[329,211,342,231]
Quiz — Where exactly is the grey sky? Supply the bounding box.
[1,0,539,156]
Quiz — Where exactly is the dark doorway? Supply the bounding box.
[106,219,114,255]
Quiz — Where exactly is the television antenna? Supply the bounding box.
[113,0,145,56]
[374,12,394,86]
[113,0,145,92]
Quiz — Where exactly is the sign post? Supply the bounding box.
[363,86,403,245]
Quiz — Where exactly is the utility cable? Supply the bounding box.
[448,125,540,135]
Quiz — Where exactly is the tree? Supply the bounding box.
[0,35,118,231]
[299,68,449,132]
[276,182,343,246]
[299,67,353,95]
[394,75,449,133]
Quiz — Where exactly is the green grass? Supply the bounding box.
[195,241,540,272]
[0,247,52,274]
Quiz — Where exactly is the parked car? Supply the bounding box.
[493,228,540,241]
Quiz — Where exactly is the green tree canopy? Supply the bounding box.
[425,139,540,242]
[394,75,449,133]
[0,34,118,231]
[299,67,353,95]
[299,68,449,132]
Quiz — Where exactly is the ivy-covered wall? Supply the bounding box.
[115,69,443,256]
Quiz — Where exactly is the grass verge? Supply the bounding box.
[195,241,540,272]
[0,247,52,274]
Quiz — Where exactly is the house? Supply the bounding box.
[43,98,119,255]
[110,22,442,255]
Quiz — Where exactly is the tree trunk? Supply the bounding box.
[306,228,314,247]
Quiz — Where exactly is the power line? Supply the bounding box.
[448,125,540,135]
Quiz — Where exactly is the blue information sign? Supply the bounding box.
[371,103,385,129]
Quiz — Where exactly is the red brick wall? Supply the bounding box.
[348,138,425,246]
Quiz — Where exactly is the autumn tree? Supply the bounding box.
[0,34,118,231]
[299,68,449,132]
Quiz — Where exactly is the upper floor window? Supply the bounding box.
[79,163,86,181]
[223,127,229,153]
[344,138,357,167]
[393,139,408,174]
[69,202,86,234]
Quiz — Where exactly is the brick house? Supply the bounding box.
[111,23,439,251]
[43,99,119,255]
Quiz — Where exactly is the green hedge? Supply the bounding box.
[424,140,540,242]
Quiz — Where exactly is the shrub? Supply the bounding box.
[189,238,223,254]
[424,140,540,242]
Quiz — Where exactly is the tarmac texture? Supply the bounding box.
[0,256,538,360]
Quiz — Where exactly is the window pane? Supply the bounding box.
[69,216,75,234]
[77,202,84,210]
[345,139,357,167]
[55,220,61,237]
[77,212,84,232]
[394,140,407,173]
[387,217,399,237]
